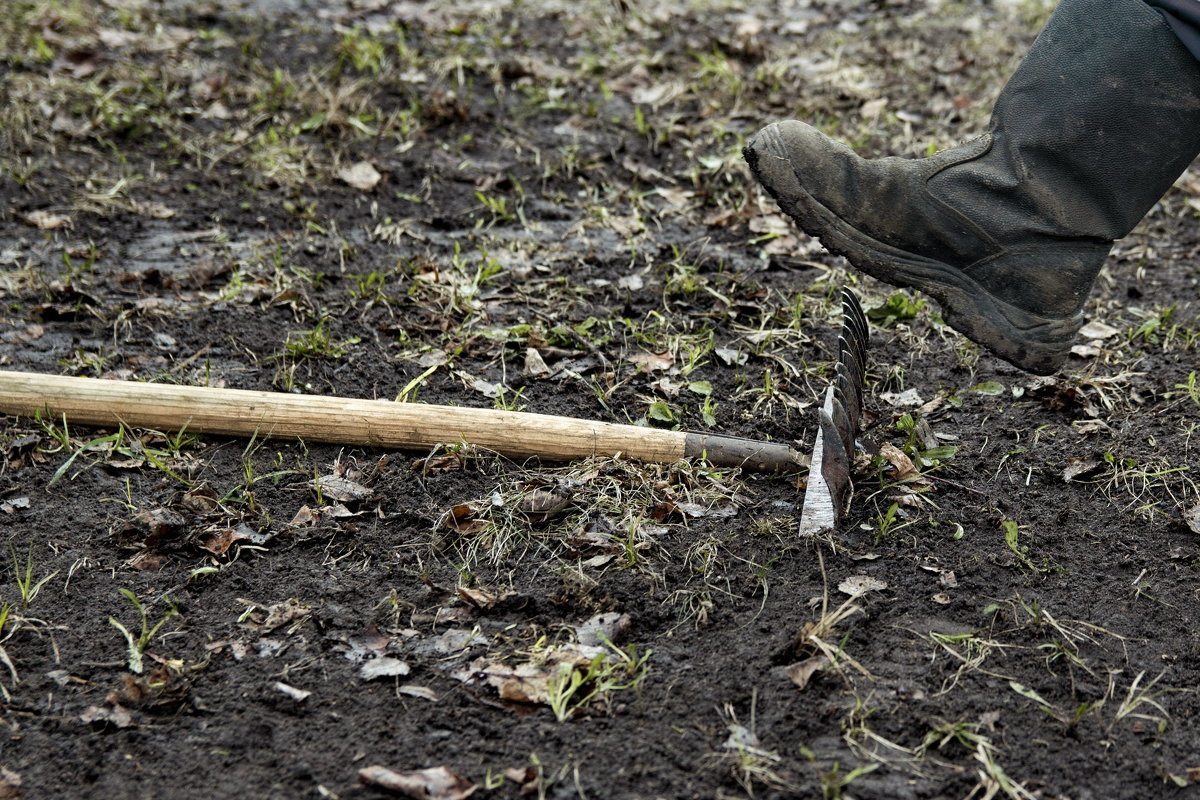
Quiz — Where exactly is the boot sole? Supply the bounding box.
[745,123,1079,375]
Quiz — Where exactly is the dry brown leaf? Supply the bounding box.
[21,209,72,229]
[398,684,439,702]
[488,664,552,704]
[524,347,553,377]
[1072,419,1112,436]
[80,703,133,728]
[1063,457,1104,482]
[517,488,572,519]
[98,27,140,47]
[879,388,924,408]
[198,527,242,556]
[0,767,20,799]
[1184,503,1200,535]
[878,443,920,482]
[360,657,411,681]
[315,475,372,503]
[358,765,476,800]
[1,497,30,514]
[628,351,673,372]
[243,600,311,634]
[783,654,829,690]
[1078,320,1120,340]
[132,200,176,218]
[838,575,888,597]
[439,503,489,535]
[338,161,382,191]
[457,586,498,609]
[575,612,631,647]
[412,453,464,474]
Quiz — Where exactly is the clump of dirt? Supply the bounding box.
[1,0,1198,798]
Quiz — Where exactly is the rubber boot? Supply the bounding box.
[744,0,1200,374]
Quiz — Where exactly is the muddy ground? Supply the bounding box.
[1,0,1199,798]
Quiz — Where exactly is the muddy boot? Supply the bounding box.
[744,0,1200,374]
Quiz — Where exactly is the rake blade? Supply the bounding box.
[799,289,869,536]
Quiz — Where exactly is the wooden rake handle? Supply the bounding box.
[0,371,802,473]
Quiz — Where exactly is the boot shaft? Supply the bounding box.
[935,0,1200,241]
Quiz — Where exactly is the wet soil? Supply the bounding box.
[1,1,1199,798]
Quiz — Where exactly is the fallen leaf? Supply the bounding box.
[344,625,391,661]
[838,575,887,597]
[969,381,1006,396]
[98,27,141,47]
[360,657,411,681]
[412,453,463,474]
[517,488,572,520]
[20,210,72,229]
[1071,419,1112,436]
[132,200,176,218]
[0,496,29,514]
[1184,503,1200,535]
[243,600,311,634]
[467,377,501,398]
[655,187,694,208]
[575,612,630,647]
[434,606,475,625]
[439,504,489,535]
[315,475,372,503]
[358,766,477,800]
[621,157,671,183]
[879,389,923,407]
[878,443,920,482]
[524,347,553,377]
[429,628,489,655]
[723,723,764,752]
[80,703,133,728]
[617,273,644,291]
[484,662,552,704]
[714,347,747,366]
[628,351,673,372]
[503,767,537,794]
[860,97,887,120]
[398,684,439,702]
[0,766,20,799]
[131,507,187,547]
[783,654,829,690]
[457,586,499,609]
[1079,320,1121,340]
[199,524,263,556]
[1062,457,1103,482]
[338,161,382,191]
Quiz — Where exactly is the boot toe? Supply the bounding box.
[745,120,849,201]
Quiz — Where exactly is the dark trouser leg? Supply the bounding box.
[1146,0,1200,58]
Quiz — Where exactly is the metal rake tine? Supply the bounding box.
[817,407,852,511]
[836,337,865,418]
[842,288,869,344]
[844,293,864,345]
[828,391,854,458]
[834,369,861,445]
